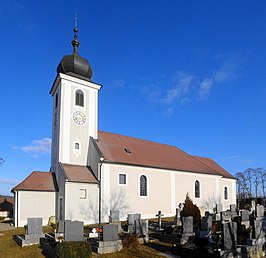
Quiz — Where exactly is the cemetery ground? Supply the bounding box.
[0,219,173,258]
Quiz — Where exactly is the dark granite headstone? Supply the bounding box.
[222,221,237,251]
[64,221,84,242]
[201,216,212,231]
[102,224,119,242]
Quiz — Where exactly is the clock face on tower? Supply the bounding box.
[72,111,86,126]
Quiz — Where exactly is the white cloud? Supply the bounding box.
[13,138,51,155]
[198,78,213,99]
[213,59,240,83]
[162,73,194,104]
[0,177,19,185]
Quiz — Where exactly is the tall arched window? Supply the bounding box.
[140,175,147,196]
[224,187,228,200]
[195,180,200,198]
[75,90,84,107]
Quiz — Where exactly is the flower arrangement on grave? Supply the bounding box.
[58,235,64,243]
[95,227,103,241]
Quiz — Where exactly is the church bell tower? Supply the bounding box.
[50,22,102,174]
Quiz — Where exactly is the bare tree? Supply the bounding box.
[257,168,266,197]
[243,168,253,198]
[253,168,260,197]
[236,171,248,199]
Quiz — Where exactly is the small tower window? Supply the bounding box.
[195,180,200,198]
[224,187,228,200]
[75,143,80,150]
[75,90,84,107]
[140,175,148,196]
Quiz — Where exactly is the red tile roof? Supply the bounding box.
[192,156,236,179]
[97,131,235,179]
[0,196,14,212]
[12,172,57,192]
[61,164,98,183]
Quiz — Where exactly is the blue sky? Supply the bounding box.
[1,1,266,195]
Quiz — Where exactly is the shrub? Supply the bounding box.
[55,241,92,258]
[122,233,139,248]
[180,193,201,229]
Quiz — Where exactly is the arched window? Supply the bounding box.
[75,90,84,107]
[224,187,228,200]
[195,180,200,198]
[140,175,147,196]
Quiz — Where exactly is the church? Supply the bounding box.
[12,26,236,227]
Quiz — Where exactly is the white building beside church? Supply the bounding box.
[12,27,236,227]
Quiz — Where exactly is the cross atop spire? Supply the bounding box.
[72,13,79,54]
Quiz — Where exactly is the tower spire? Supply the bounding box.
[72,13,79,54]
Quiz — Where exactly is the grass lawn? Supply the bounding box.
[0,225,172,258]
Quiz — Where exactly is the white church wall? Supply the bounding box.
[65,182,99,225]
[219,177,237,210]
[16,191,55,227]
[101,163,236,221]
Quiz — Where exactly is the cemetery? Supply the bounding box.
[1,197,266,257]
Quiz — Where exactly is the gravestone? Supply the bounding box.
[127,213,141,233]
[251,200,256,212]
[103,224,119,242]
[222,221,237,250]
[230,204,236,213]
[240,210,250,228]
[174,208,181,226]
[110,210,119,222]
[135,219,149,238]
[90,223,122,254]
[15,218,45,247]
[25,218,44,239]
[215,204,223,220]
[182,216,193,234]
[155,210,164,231]
[256,205,264,218]
[64,220,84,242]
[221,211,232,222]
[201,215,212,231]
[181,216,195,244]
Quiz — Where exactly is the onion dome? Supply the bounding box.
[57,22,92,80]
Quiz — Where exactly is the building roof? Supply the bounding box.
[0,196,13,212]
[61,163,98,183]
[96,131,235,179]
[12,172,57,192]
[192,156,236,179]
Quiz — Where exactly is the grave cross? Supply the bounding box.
[155,210,164,230]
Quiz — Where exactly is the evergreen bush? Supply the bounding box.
[55,241,92,258]
[180,193,201,229]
